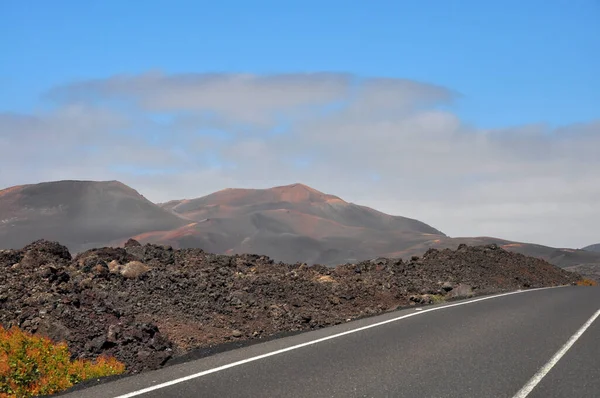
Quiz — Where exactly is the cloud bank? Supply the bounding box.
[2,72,599,248]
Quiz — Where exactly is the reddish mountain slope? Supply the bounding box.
[150,183,446,264]
[2,180,599,268]
[156,183,600,266]
[161,183,443,234]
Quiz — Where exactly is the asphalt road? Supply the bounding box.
[63,286,600,398]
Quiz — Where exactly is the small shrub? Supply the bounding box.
[430,294,446,304]
[0,326,125,398]
[576,278,598,286]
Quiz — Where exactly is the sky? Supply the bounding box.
[1,0,599,248]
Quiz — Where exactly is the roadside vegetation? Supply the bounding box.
[0,326,125,398]
[430,294,446,304]
[576,278,598,286]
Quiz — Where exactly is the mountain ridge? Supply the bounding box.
[1,179,599,268]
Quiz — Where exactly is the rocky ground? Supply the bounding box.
[564,263,600,282]
[0,239,580,374]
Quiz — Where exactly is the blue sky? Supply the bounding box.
[2,0,598,128]
[1,0,599,247]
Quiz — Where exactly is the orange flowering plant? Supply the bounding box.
[0,326,125,397]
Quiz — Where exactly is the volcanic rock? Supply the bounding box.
[0,239,580,375]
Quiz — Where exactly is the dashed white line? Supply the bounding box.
[113,286,561,398]
[512,308,600,398]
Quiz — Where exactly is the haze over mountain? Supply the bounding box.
[1,179,599,268]
[0,180,187,252]
[583,243,600,253]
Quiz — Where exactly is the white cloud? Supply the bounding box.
[2,72,599,248]
[48,72,357,126]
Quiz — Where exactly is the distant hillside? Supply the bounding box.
[583,243,600,252]
[0,180,187,252]
[161,183,444,235]
[398,238,600,269]
[564,264,600,282]
[155,183,600,267]
[2,179,599,268]
[154,183,446,264]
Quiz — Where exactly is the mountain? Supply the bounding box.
[161,183,444,235]
[0,180,187,252]
[2,179,600,268]
[583,243,600,252]
[153,183,446,264]
[154,183,600,267]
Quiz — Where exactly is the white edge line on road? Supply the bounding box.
[512,307,600,398]
[114,286,561,398]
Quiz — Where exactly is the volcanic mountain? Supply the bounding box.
[147,183,600,267]
[1,180,600,268]
[0,180,187,252]
[151,183,446,264]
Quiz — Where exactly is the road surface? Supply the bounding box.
[62,286,600,398]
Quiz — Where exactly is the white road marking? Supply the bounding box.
[512,307,600,398]
[114,286,561,398]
